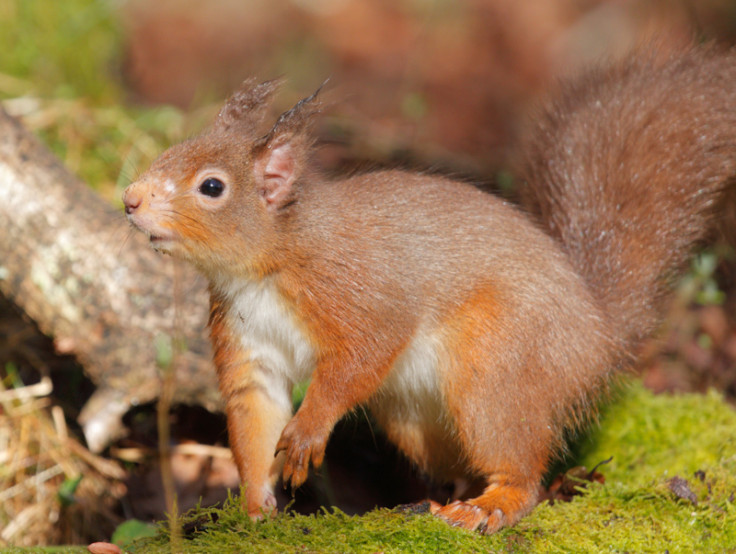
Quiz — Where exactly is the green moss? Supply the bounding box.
[130,502,498,554]
[129,382,736,553]
[577,382,736,485]
[2,546,89,554]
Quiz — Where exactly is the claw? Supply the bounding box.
[432,500,492,532]
[275,414,329,490]
[429,497,515,534]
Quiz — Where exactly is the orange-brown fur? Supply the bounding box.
[123,47,736,533]
[208,291,290,517]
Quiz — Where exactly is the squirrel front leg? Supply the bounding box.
[224,376,291,518]
[275,348,400,489]
[210,298,291,518]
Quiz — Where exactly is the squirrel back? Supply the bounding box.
[517,46,736,355]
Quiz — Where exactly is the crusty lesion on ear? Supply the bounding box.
[264,81,325,142]
[214,77,285,132]
[252,82,326,211]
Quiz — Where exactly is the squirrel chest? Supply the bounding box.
[215,278,314,402]
[215,275,446,420]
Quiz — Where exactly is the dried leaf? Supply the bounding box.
[668,476,698,505]
[540,457,610,504]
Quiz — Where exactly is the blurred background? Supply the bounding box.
[1,0,736,547]
[5,0,736,195]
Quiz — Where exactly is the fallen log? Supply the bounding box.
[0,105,220,452]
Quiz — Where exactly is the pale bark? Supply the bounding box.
[0,106,220,452]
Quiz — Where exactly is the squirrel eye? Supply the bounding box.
[198,177,225,198]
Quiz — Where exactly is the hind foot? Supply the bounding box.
[428,481,538,534]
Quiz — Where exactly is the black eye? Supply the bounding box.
[198,177,225,198]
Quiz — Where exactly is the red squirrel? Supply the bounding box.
[122,46,736,533]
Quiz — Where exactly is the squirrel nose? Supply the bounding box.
[123,188,142,215]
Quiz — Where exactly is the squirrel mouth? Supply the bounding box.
[148,234,176,252]
[147,229,175,243]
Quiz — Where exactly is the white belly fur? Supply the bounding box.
[377,330,446,424]
[215,276,446,429]
[372,329,458,476]
[216,277,316,412]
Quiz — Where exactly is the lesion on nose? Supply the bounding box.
[123,186,143,215]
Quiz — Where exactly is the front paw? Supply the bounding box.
[243,487,278,521]
[274,415,329,489]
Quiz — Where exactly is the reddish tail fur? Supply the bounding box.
[518,46,736,354]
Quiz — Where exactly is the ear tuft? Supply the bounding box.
[214,77,284,132]
[266,79,327,140]
[252,81,328,211]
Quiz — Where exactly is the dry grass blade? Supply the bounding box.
[0,374,126,547]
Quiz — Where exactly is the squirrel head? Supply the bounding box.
[122,78,323,278]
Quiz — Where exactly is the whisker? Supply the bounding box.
[117,228,136,258]
[167,209,206,228]
[84,203,132,251]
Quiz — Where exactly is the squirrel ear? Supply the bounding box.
[214,77,283,132]
[254,137,299,210]
[253,82,326,211]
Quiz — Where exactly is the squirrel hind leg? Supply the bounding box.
[426,285,566,532]
[429,480,539,533]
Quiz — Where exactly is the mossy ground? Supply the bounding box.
[127,382,736,553]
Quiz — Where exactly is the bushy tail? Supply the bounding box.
[517,45,736,353]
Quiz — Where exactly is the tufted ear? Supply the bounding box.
[213,77,284,132]
[252,83,325,211]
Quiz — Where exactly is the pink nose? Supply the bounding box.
[123,188,142,215]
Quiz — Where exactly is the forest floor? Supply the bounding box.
[1,0,736,551]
